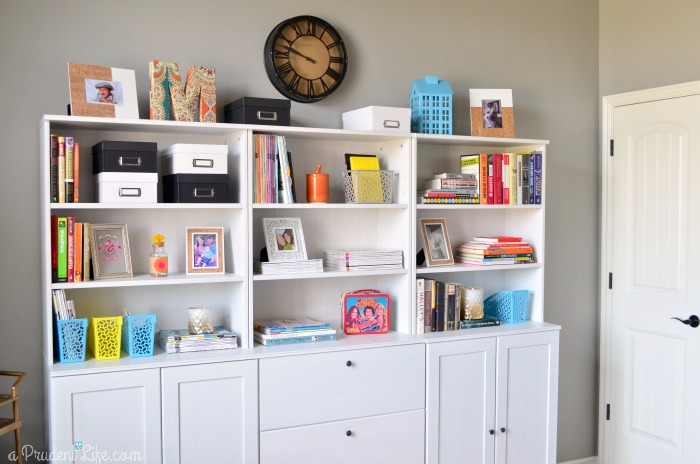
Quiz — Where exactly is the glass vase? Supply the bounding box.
[150,244,168,277]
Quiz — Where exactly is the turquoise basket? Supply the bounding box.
[56,318,88,363]
[121,314,157,357]
[484,290,529,323]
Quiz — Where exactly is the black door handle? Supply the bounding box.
[671,315,699,328]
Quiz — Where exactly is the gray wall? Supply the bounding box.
[0,1,598,462]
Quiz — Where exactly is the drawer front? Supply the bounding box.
[95,181,157,203]
[162,152,228,175]
[92,150,157,174]
[163,182,229,203]
[260,409,425,464]
[260,343,425,430]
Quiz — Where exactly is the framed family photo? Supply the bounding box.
[67,62,139,119]
[263,217,307,263]
[90,223,133,279]
[469,89,515,138]
[186,227,225,275]
[420,218,454,267]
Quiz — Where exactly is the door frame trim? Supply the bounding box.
[599,80,700,463]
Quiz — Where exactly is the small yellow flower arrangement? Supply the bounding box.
[152,234,166,246]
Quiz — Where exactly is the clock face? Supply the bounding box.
[264,16,348,103]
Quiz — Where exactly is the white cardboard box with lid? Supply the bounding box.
[342,106,411,133]
[161,143,228,175]
[94,172,158,203]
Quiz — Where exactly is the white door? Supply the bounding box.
[606,91,700,464]
[161,360,258,464]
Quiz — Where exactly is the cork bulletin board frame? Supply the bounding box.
[469,89,515,138]
[67,62,139,119]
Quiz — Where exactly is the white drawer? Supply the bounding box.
[161,143,228,175]
[260,409,425,464]
[342,106,411,133]
[260,343,425,430]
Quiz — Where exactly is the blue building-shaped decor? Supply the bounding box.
[410,75,453,135]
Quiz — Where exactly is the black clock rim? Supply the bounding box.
[263,15,348,103]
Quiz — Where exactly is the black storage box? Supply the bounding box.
[163,174,229,203]
[92,141,157,174]
[224,97,291,126]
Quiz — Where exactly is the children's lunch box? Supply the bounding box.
[341,289,390,335]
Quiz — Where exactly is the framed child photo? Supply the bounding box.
[420,218,454,267]
[263,217,308,263]
[90,223,133,279]
[67,62,139,119]
[186,227,225,275]
[469,89,515,138]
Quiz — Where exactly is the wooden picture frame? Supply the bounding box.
[67,62,139,119]
[469,89,515,138]
[90,223,133,279]
[263,217,308,263]
[186,227,225,275]
[420,218,454,267]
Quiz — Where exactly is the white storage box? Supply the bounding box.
[161,143,228,175]
[342,106,411,133]
[94,172,158,203]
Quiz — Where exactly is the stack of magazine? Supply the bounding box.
[323,249,403,272]
[253,258,324,275]
[253,317,336,346]
[158,326,238,353]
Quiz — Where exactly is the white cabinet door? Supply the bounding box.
[260,409,425,464]
[50,369,162,463]
[426,337,497,464]
[495,331,559,464]
[161,360,258,464]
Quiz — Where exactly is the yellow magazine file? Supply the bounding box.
[347,155,384,203]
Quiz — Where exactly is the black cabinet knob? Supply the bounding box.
[489,429,495,435]
[346,430,352,436]
[500,427,506,433]
[346,360,352,367]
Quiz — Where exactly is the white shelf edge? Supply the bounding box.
[253,203,408,210]
[253,268,408,281]
[52,272,244,289]
[50,203,244,210]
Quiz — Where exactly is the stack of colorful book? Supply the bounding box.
[418,172,479,204]
[455,236,535,266]
[253,317,336,346]
[323,249,403,272]
[158,326,238,353]
[254,258,324,275]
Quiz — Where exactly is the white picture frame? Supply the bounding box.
[263,217,308,263]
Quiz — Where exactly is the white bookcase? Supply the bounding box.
[40,115,556,463]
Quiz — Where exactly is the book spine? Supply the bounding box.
[51,215,58,282]
[50,135,58,203]
[420,197,480,204]
[529,152,534,204]
[67,216,74,282]
[254,329,336,339]
[416,278,425,334]
[493,153,503,204]
[533,151,542,205]
[502,154,510,204]
[65,137,74,203]
[57,136,65,203]
[74,222,83,282]
[509,153,517,205]
[73,142,80,203]
[521,153,530,204]
[516,154,523,204]
[255,334,337,345]
[446,282,457,330]
[57,217,67,282]
[83,222,91,282]
[459,319,501,329]
[479,153,488,204]
[457,247,534,255]
[424,279,434,333]
[487,154,494,204]
[435,281,446,332]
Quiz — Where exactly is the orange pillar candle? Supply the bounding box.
[307,164,329,203]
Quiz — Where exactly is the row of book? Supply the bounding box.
[51,216,92,283]
[459,151,542,205]
[158,326,238,353]
[254,134,297,203]
[456,236,535,266]
[323,249,403,272]
[51,134,81,203]
[416,278,501,333]
[419,172,480,204]
[52,289,76,320]
[253,317,336,346]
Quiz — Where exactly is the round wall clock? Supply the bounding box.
[264,15,348,103]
